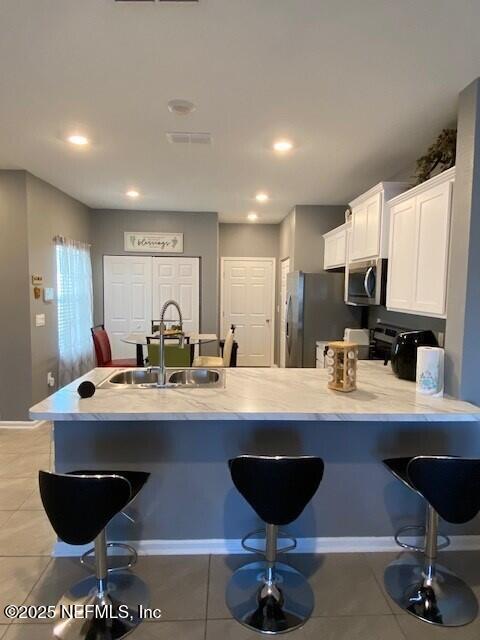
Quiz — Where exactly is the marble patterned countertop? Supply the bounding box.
[29,362,480,422]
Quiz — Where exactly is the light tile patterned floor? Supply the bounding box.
[0,424,479,638]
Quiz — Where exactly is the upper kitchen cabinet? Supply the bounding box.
[323,222,349,269]
[386,167,455,318]
[349,182,410,262]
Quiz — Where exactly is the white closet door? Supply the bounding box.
[103,256,152,359]
[152,257,200,333]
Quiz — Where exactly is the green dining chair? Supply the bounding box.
[146,340,191,368]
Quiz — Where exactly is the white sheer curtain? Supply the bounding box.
[55,236,95,385]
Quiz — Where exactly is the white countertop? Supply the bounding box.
[29,362,480,422]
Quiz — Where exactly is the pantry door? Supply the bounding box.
[279,258,291,367]
[151,257,200,333]
[221,257,275,367]
[103,255,152,359]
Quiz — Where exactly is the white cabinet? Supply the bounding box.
[323,223,348,269]
[386,168,455,318]
[349,182,410,262]
[386,196,417,311]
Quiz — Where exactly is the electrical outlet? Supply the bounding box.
[47,372,55,387]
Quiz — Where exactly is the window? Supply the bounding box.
[55,237,94,385]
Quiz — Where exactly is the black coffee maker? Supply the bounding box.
[391,330,438,381]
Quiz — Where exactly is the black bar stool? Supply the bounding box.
[383,457,450,552]
[384,456,480,627]
[226,455,324,634]
[39,470,150,640]
[70,469,149,573]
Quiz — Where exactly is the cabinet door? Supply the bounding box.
[412,182,452,316]
[334,229,347,266]
[324,235,336,269]
[350,203,367,261]
[364,192,382,258]
[324,229,346,269]
[351,193,381,260]
[386,197,417,311]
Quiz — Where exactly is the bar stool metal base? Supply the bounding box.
[53,572,148,640]
[384,561,478,627]
[226,560,314,635]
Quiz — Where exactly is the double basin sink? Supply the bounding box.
[98,367,225,389]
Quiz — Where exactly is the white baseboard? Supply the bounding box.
[0,420,47,430]
[53,535,480,557]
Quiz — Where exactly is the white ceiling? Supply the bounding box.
[0,0,479,223]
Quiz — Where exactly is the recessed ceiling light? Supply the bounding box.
[168,99,196,116]
[247,212,258,221]
[273,139,293,153]
[67,134,89,146]
[255,192,269,203]
[126,189,140,199]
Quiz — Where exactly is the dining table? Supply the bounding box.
[121,332,218,366]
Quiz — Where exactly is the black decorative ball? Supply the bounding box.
[78,381,96,399]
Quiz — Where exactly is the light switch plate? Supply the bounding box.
[35,314,46,327]
[43,287,54,302]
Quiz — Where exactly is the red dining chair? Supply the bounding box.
[91,325,137,368]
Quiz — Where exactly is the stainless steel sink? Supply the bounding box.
[106,369,160,386]
[168,368,221,386]
[98,367,225,389]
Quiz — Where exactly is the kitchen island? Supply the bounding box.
[30,362,480,555]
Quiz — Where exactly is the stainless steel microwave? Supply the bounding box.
[346,258,387,306]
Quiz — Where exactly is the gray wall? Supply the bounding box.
[90,209,219,340]
[55,418,480,541]
[368,307,446,340]
[293,205,346,272]
[279,208,295,264]
[219,223,280,363]
[0,171,91,419]
[219,223,279,259]
[0,172,32,420]
[26,174,91,405]
[445,78,480,404]
[278,205,349,362]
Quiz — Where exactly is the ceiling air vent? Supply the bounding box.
[166,132,212,145]
[115,1,198,3]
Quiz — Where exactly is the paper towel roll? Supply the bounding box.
[416,347,445,397]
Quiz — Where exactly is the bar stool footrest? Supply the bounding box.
[80,542,138,573]
[394,524,450,553]
[241,528,297,555]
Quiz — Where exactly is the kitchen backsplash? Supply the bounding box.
[368,306,446,344]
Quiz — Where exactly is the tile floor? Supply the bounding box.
[0,424,479,638]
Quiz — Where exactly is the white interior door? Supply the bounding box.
[280,258,291,367]
[104,256,152,359]
[222,258,275,367]
[152,257,200,333]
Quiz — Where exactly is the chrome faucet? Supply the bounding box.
[151,299,185,387]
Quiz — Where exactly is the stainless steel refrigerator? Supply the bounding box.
[285,271,362,367]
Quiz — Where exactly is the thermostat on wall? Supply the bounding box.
[43,288,54,302]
